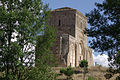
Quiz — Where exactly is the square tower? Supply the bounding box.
[48,7,93,67]
[49,7,76,37]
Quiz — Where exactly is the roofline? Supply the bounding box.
[51,7,87,19]
[76,10,87,19]
[51,7,76,12]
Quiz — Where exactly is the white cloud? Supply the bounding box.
[93,54,109,67]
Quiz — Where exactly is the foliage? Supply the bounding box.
[60,67,74,80]
[60,68,65,74]
[64,67,74,77]
[25,65,57,80]
[79,59,88,68]
[86,0,120,79]
[35,25,57,67]
[104,73,112,80]
[79,60,88,80]
[116,76,120,80]
[0,0,56,80]
[34,25,57,80]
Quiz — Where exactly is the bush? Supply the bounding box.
[116,76,120,80]
[64,67,74,76]
[79,60,88,68]
[79,60,88,80]
[104,73,112,80]
[25,66,57,80]
[60,68,65,74]
[60,67,74,80]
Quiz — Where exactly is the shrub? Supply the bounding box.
[104,73,112,80]
[116,76,120,80]
[60,67,74,80]
[64,67,74,76]
[79,60,88,80]
[79,60,88,68]
[60,68,65,74]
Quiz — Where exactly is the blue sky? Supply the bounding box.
[43,0,109,67]
[43,0,103,15]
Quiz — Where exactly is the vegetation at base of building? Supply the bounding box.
[86,0,120,79]
[25,66,57,80]
[57,66,109,80]
[60,67,74,80]
[116,76,120,80]
[79,60,88,68]
[60,68,66,74]
[0,0,57,80]
[79,60,88,80]
[104,73,112,80]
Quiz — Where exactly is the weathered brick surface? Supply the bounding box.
[48,7,93,67]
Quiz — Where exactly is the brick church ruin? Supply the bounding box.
[48,7,93,67]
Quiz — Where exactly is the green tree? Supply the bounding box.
[25,25,57,80]
[86,0,120,79]
[79,60,88,80]
[35,25,57,67]
[0,0,56,80]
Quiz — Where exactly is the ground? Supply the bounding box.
[52,66,119,80]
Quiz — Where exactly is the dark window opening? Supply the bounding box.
[59,20,61,26]
[80,56,81,60]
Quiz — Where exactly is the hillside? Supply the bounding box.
[53,66,118,80]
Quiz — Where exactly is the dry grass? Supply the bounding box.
[53,66,118,80]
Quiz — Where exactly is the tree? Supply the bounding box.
[25,25,57,80]
[35,25,57,67]
[0,0,56,80]
[86,0,120,79]
[79,59,88,80]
